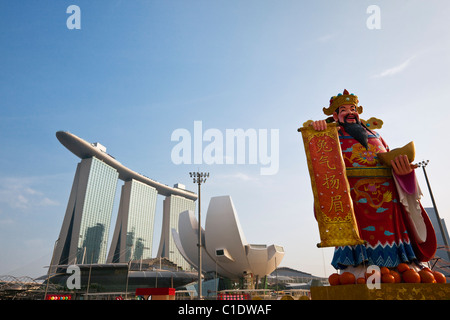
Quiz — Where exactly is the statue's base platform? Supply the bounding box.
[311,283,450,300]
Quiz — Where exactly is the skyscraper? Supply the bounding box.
[107,179,158,263]
[158,193,196,271]
[52,131,198,274]
[51,156,119,272]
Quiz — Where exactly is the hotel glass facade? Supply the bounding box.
[76,157,119,264]
[158,195,196,271]
[108,179,158,263]
[53,131,201,276]
[126,180,157,261]
[52,157,119,271]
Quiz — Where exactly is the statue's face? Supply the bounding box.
[333,104,360,124]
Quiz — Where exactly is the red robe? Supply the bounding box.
[331,127,436,269]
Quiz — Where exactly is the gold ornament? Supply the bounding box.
[323,89,363,116]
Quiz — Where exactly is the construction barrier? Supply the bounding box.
[135,287,176,300]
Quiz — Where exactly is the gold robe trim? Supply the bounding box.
[346,167,392,178]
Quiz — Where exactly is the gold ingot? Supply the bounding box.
[377,141,415,167]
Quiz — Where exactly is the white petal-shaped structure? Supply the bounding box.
[172,210,238,280]
[173,195,284,281]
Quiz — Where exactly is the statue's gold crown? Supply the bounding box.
[323,89,362,116]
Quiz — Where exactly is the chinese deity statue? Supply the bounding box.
[303,89,437,280]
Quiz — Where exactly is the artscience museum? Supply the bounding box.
[173,195,285,282]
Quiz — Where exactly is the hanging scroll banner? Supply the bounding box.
[299,123,365,248]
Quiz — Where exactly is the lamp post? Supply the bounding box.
[417,160,449,248]
[189,171,209,300]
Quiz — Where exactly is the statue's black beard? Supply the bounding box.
[339,120,369,149]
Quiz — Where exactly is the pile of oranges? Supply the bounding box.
[328,263,447,285]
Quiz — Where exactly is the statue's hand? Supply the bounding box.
[391,155,415,175]
[310,120,327,131]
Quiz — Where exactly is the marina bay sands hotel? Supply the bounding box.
[50,131,198,273]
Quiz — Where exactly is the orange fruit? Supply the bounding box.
[397,263,410,273]
[356,277,366,284]
[381,274,396,283]
[339,272,356,285]
[380,267,390,275]
[365,268,381,283]
[390,270,402,283]
[419,269,436,283]
[365,269,375,278]
[365,267,379,278]
[403,269,421,283]
[328,273,340,286]
[433,271,447,283]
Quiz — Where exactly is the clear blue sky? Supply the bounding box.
[1,1,450,278]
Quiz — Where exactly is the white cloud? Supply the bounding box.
[316,34,334,43]
[215,172,257,182]
[0,177,59,211]
[38,197,60,207]
[372,56,416,78]
[24,238,46,248]
[0,218,14,225]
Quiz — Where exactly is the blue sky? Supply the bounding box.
[1,1,450,278]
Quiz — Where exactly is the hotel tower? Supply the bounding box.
[50,131,197,273]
